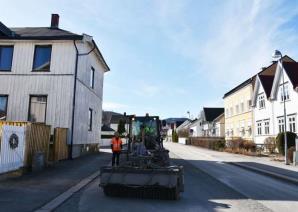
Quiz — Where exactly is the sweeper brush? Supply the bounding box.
[99,114,184,200]
[100,165,184,200]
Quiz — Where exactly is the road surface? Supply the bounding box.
[55,143,298,212]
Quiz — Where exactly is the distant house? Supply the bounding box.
[0,14,110,158]
[100,124,115,146]
[223,55,294,142]
[201,107,224,136]
[176,119,192,133]
[162,117,189,138]
[252,59,298,144]
[188,108,224,137]
[210,113,225,137]
[189,118,202,137]
[101,111,129,132]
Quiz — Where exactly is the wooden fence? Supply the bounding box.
[53,128,68,161]
[0,121,69,171]
[24,123,51,166]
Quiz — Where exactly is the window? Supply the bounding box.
[258,94,265,109]
[257,122,262,135]
[288,116,296,133]
[241,102,244,113]
[236,105,239,114]
[0,95,8,120]
[90,67,95,88]
[230,107,233,116]
[247,99,252,111]
[280,85,290,102]
[264,120,270,135]
[0,46,13,71]
[88,108,93,131]
[225,109,229,118]
[32,45,52,71]
[28,95,47,123]
[278,117,285,133]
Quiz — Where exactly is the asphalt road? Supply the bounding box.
[55,143,298,212]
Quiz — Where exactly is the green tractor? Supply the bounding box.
[99,114,184,200]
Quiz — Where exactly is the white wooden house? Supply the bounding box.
[0,14,110,158]
[252,59,298,144]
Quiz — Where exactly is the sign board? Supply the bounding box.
[0,125,25,174]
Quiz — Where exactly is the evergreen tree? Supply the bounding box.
[117,119,126,136]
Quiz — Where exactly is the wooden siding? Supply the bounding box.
[0,40,104,148]
[0,75,74,129]
[0,40,76,75]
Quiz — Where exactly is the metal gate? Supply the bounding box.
[0,125,26,174]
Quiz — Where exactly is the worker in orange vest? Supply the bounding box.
[111,132,123,166]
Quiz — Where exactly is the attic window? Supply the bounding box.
[32,45,52,71]
[258,94,265,109]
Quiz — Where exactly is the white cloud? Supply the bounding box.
[154,0,298,89]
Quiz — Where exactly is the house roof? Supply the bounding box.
[223,55,295,99]
[163,118,189,124]
[203,107,224,122]
[283,62,298,88]
[6,27,83,40]
[110,114,129,124]
[258,75,275,98]
[0,22,110,71]
[101,124,115,132]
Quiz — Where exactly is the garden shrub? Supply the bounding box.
[243,140,256,152]
[276,132,297,155]
[177,129,189,138]
[287,146,296,163]
[264,137,276,154]
[172,130,178,143]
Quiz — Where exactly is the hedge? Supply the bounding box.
[276,132,297,155]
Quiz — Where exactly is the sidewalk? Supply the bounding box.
[0,151,111,212]
[164,142,298,185]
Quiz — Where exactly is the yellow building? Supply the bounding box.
[223,78,255,141]
[223,56,295,142]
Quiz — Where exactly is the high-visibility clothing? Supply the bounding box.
[111,137,122,152]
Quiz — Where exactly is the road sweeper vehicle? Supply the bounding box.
[99,114,184,200]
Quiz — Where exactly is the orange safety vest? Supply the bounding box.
[111,137,122,152]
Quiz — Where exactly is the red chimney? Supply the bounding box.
[51,14,59,28]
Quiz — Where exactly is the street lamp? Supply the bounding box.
[187,111,190,119]
[272,50,288,165]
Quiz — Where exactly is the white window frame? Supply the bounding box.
[264,120,270,135]
[288,115,296,133]
[278,117,285,133]
[258,94,265,109]
[257,121,262,135]
[280,84,290,102]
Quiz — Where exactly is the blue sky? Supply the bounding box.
[2,0,298,118]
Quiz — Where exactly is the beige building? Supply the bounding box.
[223,79,255,141]
[223,55,294,142]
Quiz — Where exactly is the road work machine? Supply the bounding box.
[99,114,184,200]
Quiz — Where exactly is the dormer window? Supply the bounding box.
[32,45,52,71]
[258,94,265,109]
[280,84,290,102]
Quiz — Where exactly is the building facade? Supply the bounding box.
[223,80,254,141]
[252,60,298,144]
[0,14,109,157]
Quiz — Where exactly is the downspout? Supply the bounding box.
[69,40,79,159]
[69,39,96,159]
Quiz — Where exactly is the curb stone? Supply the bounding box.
[229,162,298,185]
